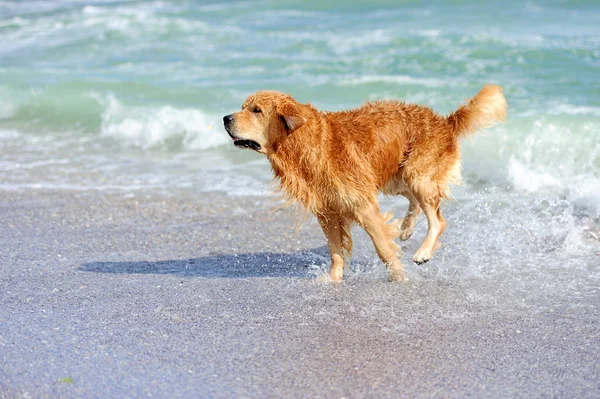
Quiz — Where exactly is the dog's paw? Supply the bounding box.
[329,267,344,282]
[413,248,432,264]
[398,227,413,241]
[389,269,409,282]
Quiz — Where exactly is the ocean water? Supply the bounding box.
[1,1,599,274]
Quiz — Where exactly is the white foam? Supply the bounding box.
[339,74,464,88]
[415,29,441,38]
[79,3,210,35]
[0,16,26,28]
[0,102,15,120]
[466,116,598,175]
[98,94,228,150]
[0,1,211,55]
[507,158,561,192]
[0,129,20,139]
[327,29,392,54]
[459,114,600,219]
[550,104,600,117]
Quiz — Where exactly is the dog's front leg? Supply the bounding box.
[317,213,348,282]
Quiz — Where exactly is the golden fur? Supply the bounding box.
[223,84,507,281]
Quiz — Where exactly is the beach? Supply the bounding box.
[1,0,600,397]
[1,189,598,398]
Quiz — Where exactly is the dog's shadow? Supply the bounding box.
[80,246,331,279]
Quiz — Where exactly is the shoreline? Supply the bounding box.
[1,188,599,398]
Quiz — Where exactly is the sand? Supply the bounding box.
[0,189,598,398]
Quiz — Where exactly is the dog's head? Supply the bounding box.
[223,91,306,155]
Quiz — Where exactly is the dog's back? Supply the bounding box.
[323,85,507,199]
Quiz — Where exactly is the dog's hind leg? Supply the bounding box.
[399,193,421,241]
[317,213,352,282]
[412,186,446,264]
[355,205,406,282]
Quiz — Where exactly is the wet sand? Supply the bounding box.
[1,189,598,398]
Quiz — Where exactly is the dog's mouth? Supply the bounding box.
[233,138,261,151]
[226,128,262,152]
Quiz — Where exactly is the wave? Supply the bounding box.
[79,4,212,35]
[549,104,600,117]
[0,101,15,120]
[459,116,600,216]
[97,94,228,151]
[0,86,230,151]
[0,1,236,56]
[507,155,600,217]
[339,74,465,88]
[0,129,21,139]
[507,158,562,192]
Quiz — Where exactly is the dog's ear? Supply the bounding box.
[277,101,306,133]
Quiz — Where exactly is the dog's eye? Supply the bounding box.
[253,106,261,114]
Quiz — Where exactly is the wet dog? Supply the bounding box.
[223,85,507,281]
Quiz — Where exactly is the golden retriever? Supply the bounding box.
[223,85,507,281]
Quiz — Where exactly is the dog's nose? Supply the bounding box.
[223,114,234,127]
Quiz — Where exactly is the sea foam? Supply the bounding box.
[98,94,228,151]
[339,74,465,88]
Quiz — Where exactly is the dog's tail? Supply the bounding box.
[446,84,507,138]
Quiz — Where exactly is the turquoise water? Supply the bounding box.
[1,1,599,207]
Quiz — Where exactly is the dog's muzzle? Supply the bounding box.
[222,114,262,152]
